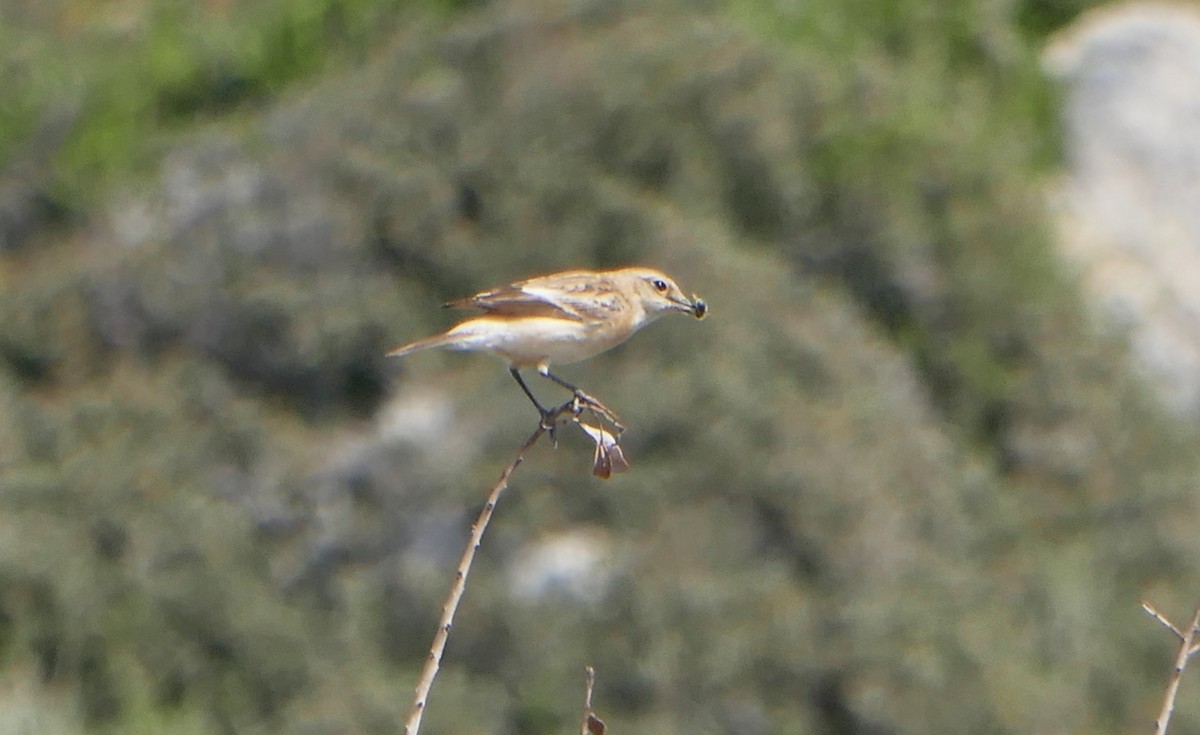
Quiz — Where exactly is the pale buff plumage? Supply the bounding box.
[387,267,706,416]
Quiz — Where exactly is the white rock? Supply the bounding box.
[1047,2,1200,416]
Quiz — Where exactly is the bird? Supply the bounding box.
[386,267,707,423]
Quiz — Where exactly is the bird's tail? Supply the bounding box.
[385,333,457,358]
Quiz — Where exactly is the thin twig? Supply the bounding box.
[1146,598,1200,735]
[580,666,596,735]
[1143,600,1184,640]
[403,398,616,735]
[580,665,605,735]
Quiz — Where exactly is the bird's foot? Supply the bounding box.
[538,407,561,446]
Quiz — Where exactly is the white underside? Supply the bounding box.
[443,316,631,368]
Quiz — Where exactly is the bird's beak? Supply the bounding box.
[686,296,707,319]
[667,293,707,319]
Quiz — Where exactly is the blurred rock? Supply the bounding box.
[1047,2,1200,417]
[506,527,615,603]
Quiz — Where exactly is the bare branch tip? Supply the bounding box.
[1143,600,1185,639]
[580,665,604,735]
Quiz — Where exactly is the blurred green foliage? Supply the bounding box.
[0,0,467,201]
[731,0,1070,448]
[3,0,1200,733]
[1017,0,1103,37]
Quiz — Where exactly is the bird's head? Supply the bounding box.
[622,268,708,321]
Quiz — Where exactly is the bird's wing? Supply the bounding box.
[444,284,584,320]
[445,271,621,322]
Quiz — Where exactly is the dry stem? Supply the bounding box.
[403,396,621,735]
[1143,598,1200,735]
[580,665,605,735]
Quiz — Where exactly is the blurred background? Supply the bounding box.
[3,0,1200,732]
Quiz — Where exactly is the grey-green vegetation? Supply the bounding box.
[2,0,1199,732]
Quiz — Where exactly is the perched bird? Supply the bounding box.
[387,267,707,422]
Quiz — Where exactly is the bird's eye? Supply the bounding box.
[652,279,668,292]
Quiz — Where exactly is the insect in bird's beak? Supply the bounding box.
[692,297,707,319]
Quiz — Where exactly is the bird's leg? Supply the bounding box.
[510,368,559,439]
[538,367,624,433]
[541,368,583,396]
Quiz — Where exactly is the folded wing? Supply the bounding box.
[445,271,620,322]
